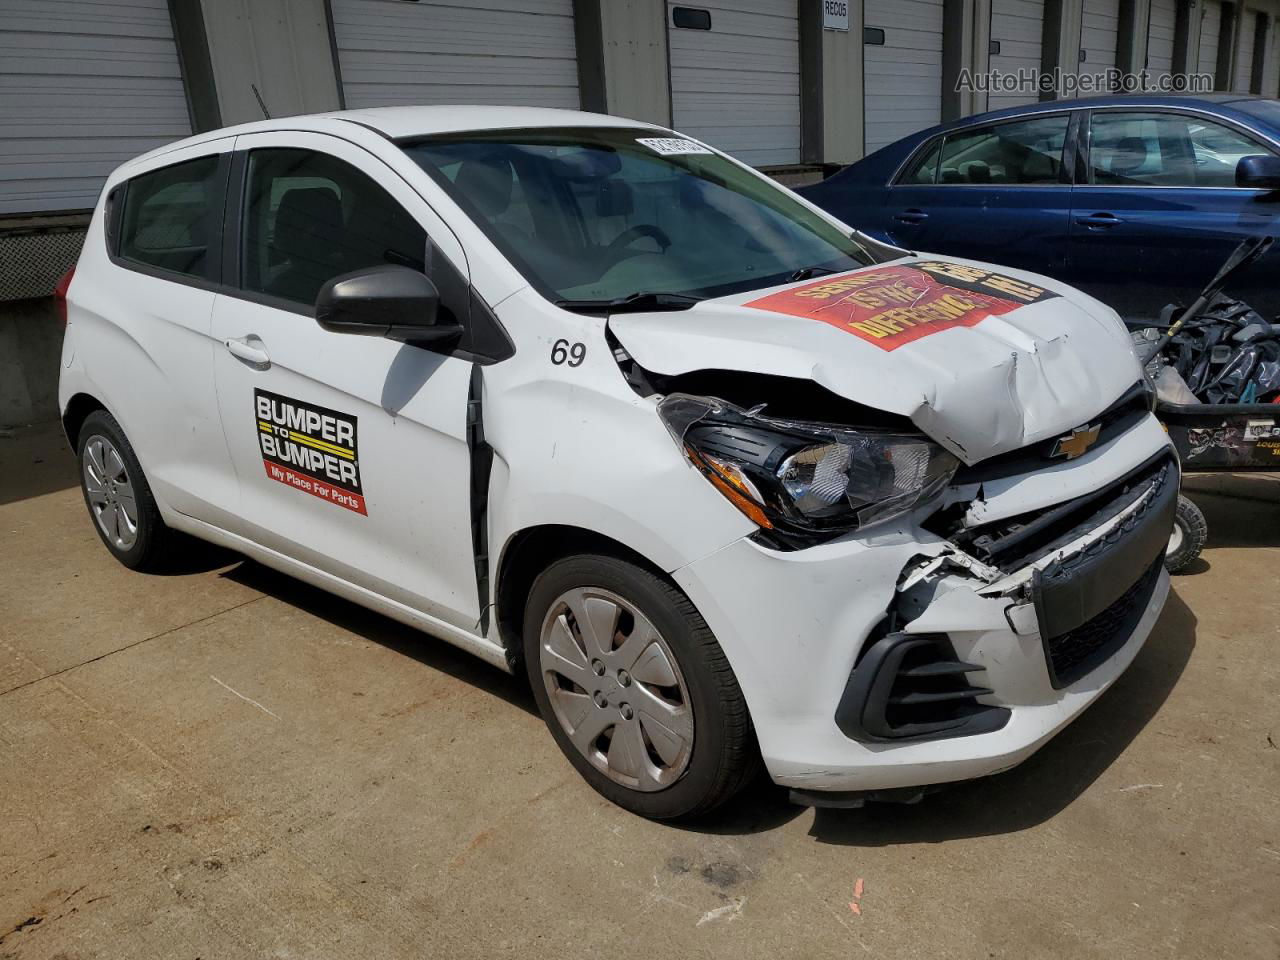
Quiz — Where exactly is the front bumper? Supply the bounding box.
[672,414,1176,793]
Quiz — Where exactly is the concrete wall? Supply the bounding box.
[820,6,864,165]
[599,0,670,125]
[200,0,343,126]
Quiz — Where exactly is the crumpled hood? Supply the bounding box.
[609,255,1142,465]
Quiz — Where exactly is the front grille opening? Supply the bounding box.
[934,453,1174,573]
[837,633,1011,743]
[1044,557,1163,688]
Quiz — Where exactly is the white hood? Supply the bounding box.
[609,256,1142,465]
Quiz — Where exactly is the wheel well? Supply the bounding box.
[494,525,670,670]
[61,393,106,448]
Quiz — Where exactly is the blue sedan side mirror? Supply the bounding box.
[1236,155,1280,190]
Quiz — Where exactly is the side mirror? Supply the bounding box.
[316,265,462,346]
[1235,155,1280,190]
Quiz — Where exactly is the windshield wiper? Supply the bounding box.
[787,265,840,282]
[554,291,703,314]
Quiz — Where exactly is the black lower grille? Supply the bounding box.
[835,633,1010,743]
[1044,557,1164,688]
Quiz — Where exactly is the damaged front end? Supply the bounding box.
[835,449,1177,746]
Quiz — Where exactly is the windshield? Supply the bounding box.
[401,127,878,304]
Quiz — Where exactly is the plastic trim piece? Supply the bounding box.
[835,632,1011,744]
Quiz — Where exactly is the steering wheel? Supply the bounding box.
[604,224,672,263]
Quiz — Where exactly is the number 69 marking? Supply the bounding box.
[551,339,586,367]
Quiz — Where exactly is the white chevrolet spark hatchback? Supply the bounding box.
[60,107,1176,819]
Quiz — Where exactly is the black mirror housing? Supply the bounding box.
[1236,155,1280,190]
[316,265,461,346]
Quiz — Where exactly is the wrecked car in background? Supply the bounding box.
[59,106,1175,820]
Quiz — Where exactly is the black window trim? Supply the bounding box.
[106,150,233,294]
[1077,105,1280,191]
[890,111,1075,188]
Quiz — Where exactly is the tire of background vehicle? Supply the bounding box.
[1165,495,1208,575]
[77,410,178,571]
[523,554,760,820]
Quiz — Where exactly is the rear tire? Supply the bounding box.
[1165,495,1207,574]
[77,410,178,571]
[523,554,759,820]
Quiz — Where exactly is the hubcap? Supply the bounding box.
[1168,521,1184,555]
[83,435,138,551]
[538,587,694,791]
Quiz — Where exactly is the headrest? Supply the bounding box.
[1109,137,1150,178]
[274,187,342,255]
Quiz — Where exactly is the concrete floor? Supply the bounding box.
[2,419,1278,960]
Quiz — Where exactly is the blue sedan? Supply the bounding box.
[800,95,1280,321]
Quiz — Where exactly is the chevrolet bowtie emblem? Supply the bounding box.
[1051,423,1102,460]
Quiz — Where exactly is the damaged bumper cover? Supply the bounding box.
[672,414,1176,794]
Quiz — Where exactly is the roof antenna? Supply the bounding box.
[250,83,271,120]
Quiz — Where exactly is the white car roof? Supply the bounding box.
[122,106,669,171]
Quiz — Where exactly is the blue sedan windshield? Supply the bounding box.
[402,128,878,303]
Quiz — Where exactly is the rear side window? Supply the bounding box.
[934,116,1069,185]
[241,148,427,307]
[899,138,943,185]
[118,156,223,281]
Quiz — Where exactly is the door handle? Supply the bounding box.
[1074,212,1123,228]
[894,209,930,224]
[224,335,271,370]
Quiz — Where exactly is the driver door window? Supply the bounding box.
[1088,112,1275,187]
[242,148,428,308]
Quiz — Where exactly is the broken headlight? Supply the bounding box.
[658,394,958,543]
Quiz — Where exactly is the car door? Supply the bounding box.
[1066,108,1280,321]
[881,112,1075,273]
[99,142,244,531]
[211,131,482,631]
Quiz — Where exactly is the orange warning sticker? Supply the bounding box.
[744,262,1057,351]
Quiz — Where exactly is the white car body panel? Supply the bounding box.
[59,105,1176,799]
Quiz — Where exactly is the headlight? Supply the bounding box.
[658,394,958,543]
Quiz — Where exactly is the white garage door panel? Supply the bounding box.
[864,0,944,155]
[331,0,579,109]
[0,0,192,215]
[1147,0,1176,81]
[988,0,1045,111]
[1199,0,1223,84]
[1080,0,1120,73]
[668,0,800,167]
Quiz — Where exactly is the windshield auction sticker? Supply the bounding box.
[636,137,714,156]
[255,389,366,515]
[745,261,1059,351]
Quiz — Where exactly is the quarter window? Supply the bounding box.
[934,116,1069,185]
[242,149,427,308]
[1088,112,1276,187]
[900,138,943,185]
[118,155,222,281]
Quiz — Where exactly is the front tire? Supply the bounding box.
[523,554,759,820]
[77,410,178,571]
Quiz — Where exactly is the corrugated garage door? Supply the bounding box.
[1198,0,1223,87]
[1079,0,1120,75]
[1146,0,1177,84]
[0,0,192,216]
[667,1,800,167]
[988,0,1045,111]
[330,0,579,110]
[864,0,944,155]
[1235,8,1260,92]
